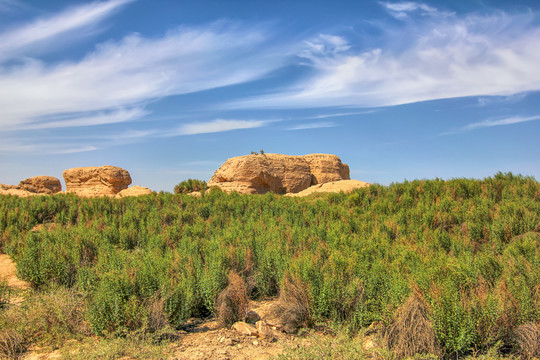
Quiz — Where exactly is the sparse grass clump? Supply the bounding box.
[0,329,26,360]
[277,331,367,360]
[0,287,89,359]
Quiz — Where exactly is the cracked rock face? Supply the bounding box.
[207,153,350,194]
[63,165,132,197]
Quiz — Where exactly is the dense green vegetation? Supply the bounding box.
[0,173,539,358]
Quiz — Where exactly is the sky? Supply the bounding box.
[1,0,539,191]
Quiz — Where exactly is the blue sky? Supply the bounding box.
[1,0,539,191]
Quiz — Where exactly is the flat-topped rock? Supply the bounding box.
[116,185,153,198]
[208,153,350,194]
[63,165,132,197]
[285,179,371,197]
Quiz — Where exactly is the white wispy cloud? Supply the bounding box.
[228,9,540,110]
[0,139,98,154]
[462,115,540,130]
[287,122,336,130]
[170,119,268,136]
[303,110,377,119]
[476,93,527,107]
[379,1,452,19]
[3,107,148,131]
[0,0,133,60]
[0,2,287,133]
[441,115,540,135]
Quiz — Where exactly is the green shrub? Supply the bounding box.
[173,179,207,194]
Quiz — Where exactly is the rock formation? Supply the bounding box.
[0,184,18,191]
[285,179,371,197]
[63,165,132,197]
[1,175,61,196]
[302,154,350,184]
[116,185,153,198]
[0,186,38,197]
[19,176,61,194]
[207,153,350,194]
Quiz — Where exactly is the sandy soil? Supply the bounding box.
[0,254,29,289]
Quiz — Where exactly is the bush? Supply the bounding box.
[384,291,441,358]
[275,274,312,334]
[173,179,207,194]
[215,272,248,327]
[0,330,26,360]
[513,322,540,359]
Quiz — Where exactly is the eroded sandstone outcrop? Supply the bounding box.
[207,153,350,194]
[285,179,371,197]
[63,165,131,197]
[1,175,61,196]
[303,154,350,185]
[19,176,62,194]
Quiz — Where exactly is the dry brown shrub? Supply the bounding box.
[0,330,26,359]
[216,271,249,327]
[145,295,168,333]
[25,287,90,340]
[275,274,312,334]
[384,291,441,359]
[513,322,540,359]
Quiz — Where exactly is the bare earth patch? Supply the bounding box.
[171,300,306,360]
[0,254,30,290]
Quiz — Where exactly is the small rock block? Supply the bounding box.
[232,321,258,337]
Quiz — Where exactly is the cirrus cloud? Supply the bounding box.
[227,8,540,110]
[0,1,289,132]
[169,119,269,136]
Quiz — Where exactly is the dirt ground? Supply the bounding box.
[168,299,314,360]
[0,254,30,290]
